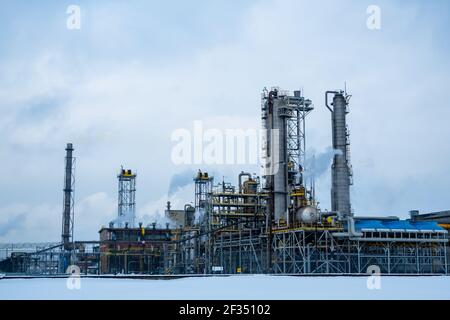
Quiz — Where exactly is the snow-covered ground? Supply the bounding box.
[0,275,449,300]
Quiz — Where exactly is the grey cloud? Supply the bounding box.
[0,213,27,237]
[168,170,195,197]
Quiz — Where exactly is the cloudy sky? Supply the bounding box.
[0,0,449,242]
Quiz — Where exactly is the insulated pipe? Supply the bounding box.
[238,172,252,193]
[325,91,338,113]
[347,217,363,237]
[355,216,399,221]
[332,217,363,238]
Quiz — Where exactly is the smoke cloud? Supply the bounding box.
[168,170,195,196]
[304,147,343,183]
[194,208,205,224]
[141,210,176,229]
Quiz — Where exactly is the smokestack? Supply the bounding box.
[326,91,352,218]
[61,143,75,250]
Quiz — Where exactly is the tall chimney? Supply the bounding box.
[61,143,75,250]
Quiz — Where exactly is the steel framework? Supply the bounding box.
[117,168,136,228]
[272,229,448,274]
[285,92,314,184]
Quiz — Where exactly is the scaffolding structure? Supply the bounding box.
[272,228,447,274]
[208,175,268,274]
[116,168,137,228]
[285,91,314,184]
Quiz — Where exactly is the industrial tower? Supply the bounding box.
[116,168,137,228]
[261,88,314,225]
[194,170,213,213]
[61,143,75,250]
[326,90,353,218]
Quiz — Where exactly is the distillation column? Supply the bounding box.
[262,88,313,224]
[262,89,287,223]
[326,91,353,218]
[273,92,288,223]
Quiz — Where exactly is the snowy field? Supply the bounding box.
[0,275,449,300]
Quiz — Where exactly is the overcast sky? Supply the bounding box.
[1,0,450,242]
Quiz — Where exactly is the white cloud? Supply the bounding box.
[75,192,116,239]
[1,1,450,242]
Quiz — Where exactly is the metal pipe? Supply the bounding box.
[325,91,338,113]
[354,216,399,221]
[238,172,251,193]
[332,216,363,238]
[348,217,363,237]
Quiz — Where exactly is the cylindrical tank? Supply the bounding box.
[243,179,257,194]
[295,206,319,224]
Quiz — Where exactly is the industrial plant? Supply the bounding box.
[1,88,449,276]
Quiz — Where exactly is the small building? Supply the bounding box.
[98,225,172,274]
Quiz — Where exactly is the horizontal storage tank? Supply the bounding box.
[295,206,319,224]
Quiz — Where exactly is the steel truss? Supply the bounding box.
[211,229,267,274]
[272,229,448,274]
